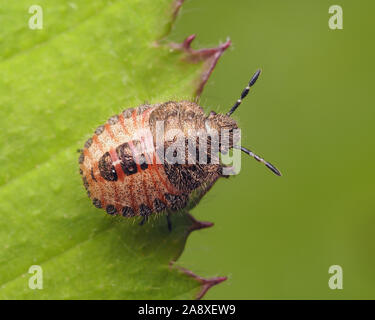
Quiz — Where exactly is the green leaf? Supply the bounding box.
[0,0,228,299]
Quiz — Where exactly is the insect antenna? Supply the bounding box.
[226,69,261,116]
[233,145,281,176]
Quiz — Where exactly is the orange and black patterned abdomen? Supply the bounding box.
[78,105,186,217]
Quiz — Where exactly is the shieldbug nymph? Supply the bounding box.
[78,70,281,230]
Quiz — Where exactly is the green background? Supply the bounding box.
[171,0,375,299]
[1,0,374,300]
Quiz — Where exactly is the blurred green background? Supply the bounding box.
[170,0,375,299]
[2,0,373,300]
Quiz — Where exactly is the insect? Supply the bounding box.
[78,70,281,230]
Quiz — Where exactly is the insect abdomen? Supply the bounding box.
[79,104,184,217]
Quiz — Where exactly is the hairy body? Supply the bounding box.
[79,101,233,218]
[78,70,281,228]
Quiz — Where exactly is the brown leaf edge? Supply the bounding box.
[162,0,232,97]
[169,34,231,97]
[169,214,227,300]
[176,266,227,300]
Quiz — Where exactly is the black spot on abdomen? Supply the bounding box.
[90,168,97,182]
[82,177,89,190]
[106,205,117,215]
[154,198,167,212]
[98,152,118,181]
[122,206,135,217]
[78,152,85,164]
[93,198,102,209]
[116,140,149,175]
[139,204,152,217]
[116,142,138,176]
[164,193,188,211]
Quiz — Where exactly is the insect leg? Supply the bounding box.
[166,212,172,232]
[139,215,148,226]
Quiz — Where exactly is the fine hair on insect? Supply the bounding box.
[78,69,281,231]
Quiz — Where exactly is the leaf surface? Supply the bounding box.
[0,0,228,299]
